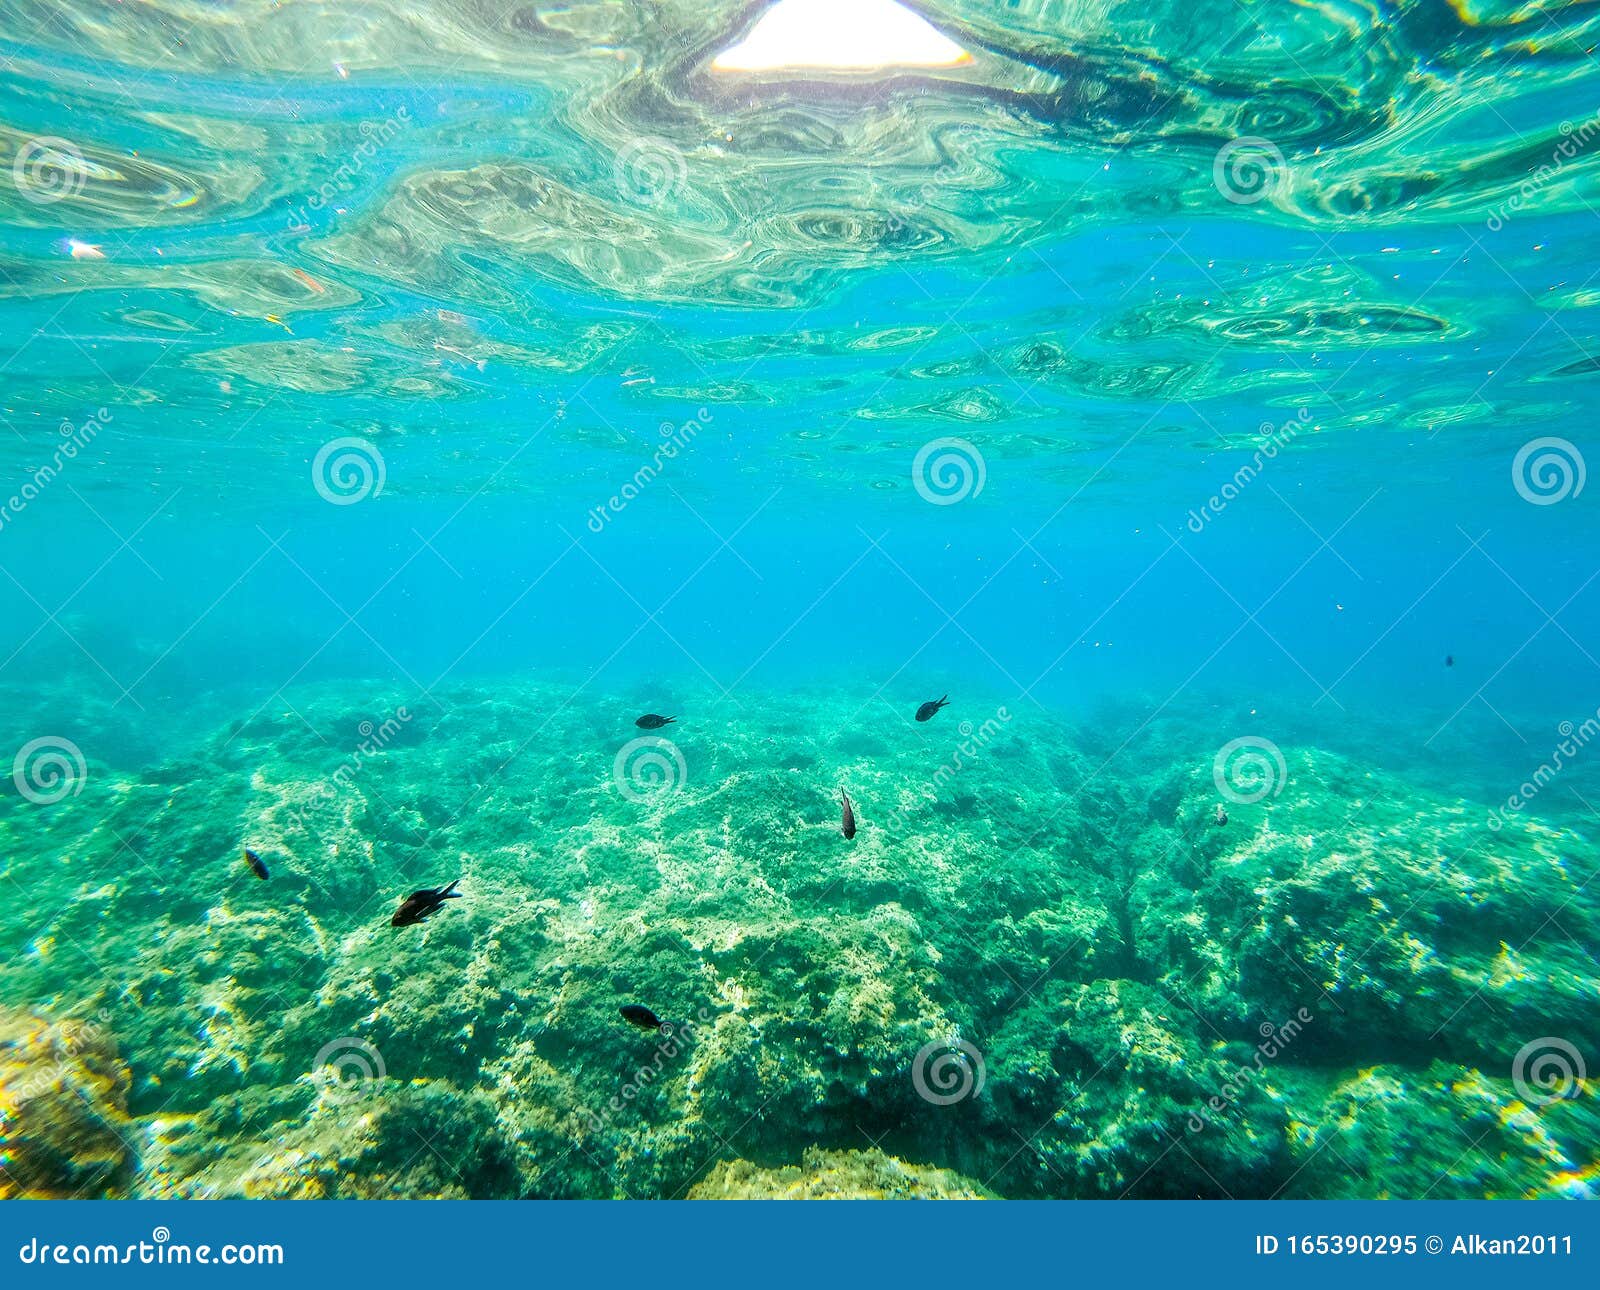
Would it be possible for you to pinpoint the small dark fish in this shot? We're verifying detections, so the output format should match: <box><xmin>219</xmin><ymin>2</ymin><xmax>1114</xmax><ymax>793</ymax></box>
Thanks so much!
<box><xmin>620</xmin><ymin>1004</ymin><xmax>663</xmax><ymax>1031</ymax></box>
<box><xmin>635</xmin><ymin>713</ymin><xmax>676</xmax><ymax>729</ymax></box>
<box><xmin>243</xmin><ymin>848</ymin><xmax>269</xmax><ymax>880</ymax></box>
<box><xmin>1445</xmin><ymin>655</ymin><xmax>1454</xmax><ymax>668</ymax></box>
<box><xmin>1213</xmin><ymin>804</ymin><xmax>1228</xmax><ymax>827</ymax></box>
<box><xmin>840</xmin><ymin>787</ymin><xmax>857</xmax><ymax>840</ymax></box>
<box><xmin>915</xmin><ymin>695</ymin><xmax>950</xmax><ymax>722</ymax></box>
<box><xmin>391</xmin><ymin>879</ymin><xmax>461</xmax><ymax>928</ymax></box>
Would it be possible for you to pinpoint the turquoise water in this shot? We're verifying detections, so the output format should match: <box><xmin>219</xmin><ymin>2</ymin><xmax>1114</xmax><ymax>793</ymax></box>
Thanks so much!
<box><xmin>1</xmin><ymin>0</ymin><xmax>1597</xmax><ymax>1199</ymax></box>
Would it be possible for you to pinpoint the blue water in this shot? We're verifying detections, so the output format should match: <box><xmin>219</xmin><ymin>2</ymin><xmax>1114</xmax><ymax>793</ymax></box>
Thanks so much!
<box><xmin>2</xmin><ymin>0</ymin><xmax>1598</xmax><ymax>1200</ymax></box>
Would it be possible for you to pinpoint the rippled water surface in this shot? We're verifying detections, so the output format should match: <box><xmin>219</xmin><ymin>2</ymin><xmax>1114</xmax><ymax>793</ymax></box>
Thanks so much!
<box><xmin>1</xmin><ymin>0</ymin><xmax>1598</xmax><ymax>1200</ymax></box>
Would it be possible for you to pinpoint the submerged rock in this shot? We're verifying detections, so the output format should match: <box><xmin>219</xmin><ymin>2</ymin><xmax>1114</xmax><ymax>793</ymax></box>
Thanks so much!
<box><xmin>689</xmin><ymin>1147</ymin><xmax>993</xmax><ymax>1200</ymax></box>
<box><xmin>2</xmin><ymin>679</ymin><xmax>1595</xmax><ymax>1198</ymax></box>
<box><xmin>0</xmin><ymin>1007</ymin><xmax>133</xmax><ymax>1199</ymax></box>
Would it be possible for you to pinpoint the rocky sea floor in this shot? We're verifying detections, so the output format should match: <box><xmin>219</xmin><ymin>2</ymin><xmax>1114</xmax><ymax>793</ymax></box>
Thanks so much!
<box><xmin>1</xmin><ymin>677</ymin><xmax>1596</xmax><ymax>1200</ymax></box>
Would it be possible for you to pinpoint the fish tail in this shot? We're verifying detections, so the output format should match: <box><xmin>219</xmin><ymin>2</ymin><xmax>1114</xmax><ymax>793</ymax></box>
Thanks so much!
<box><xmin>441</xmin><ymin>879</ymin><xmax>461</xmax><ymax>898</ymax></box>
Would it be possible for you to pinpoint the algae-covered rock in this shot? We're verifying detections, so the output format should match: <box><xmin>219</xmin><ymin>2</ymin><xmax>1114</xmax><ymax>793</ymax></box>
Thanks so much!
<box><xmin>1137</xmin><ymin>747</ymin><xmax>1599</xmax><ymax>1069</ymax></box>
<box><xmin>0</xmin><ymin>1007</ymin><xmax>134</xmax><ymax>1198</ymax></box>
<box><xmin>1277</xmin><ymin>1062</ymin><xmax>1599</xmax><ymax>1200</ymax></box>
<box><xmin>689</xmin><ymin>1147</ymin><xmax>993</xmax><ymax>1199</ymax></box>
<box><xmin>986</xmin><ymin>980</ymin><xmax>1289</xmax><ymax>1197</ymax></box>
<box><xmin>150</xmin><ymin>1079</ymin><xmax>519</xmax><ymax>1199</ymax></box>
<box><xmin>1</xmin><ymin>678</ymin><xmax>1595</xmax><ymax>1199</ymax></box>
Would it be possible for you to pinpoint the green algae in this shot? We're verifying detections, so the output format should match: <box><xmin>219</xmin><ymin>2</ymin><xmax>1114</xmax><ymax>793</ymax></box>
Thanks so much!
<box><xmin>0</xmin><ymin>677</ymin><xmax>1595</xmax><ymax>1199</ymax></box>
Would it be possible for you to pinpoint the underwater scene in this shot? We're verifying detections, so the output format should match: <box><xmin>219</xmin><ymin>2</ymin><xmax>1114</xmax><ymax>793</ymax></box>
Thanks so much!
<box><xmin>1</xmin><ymin>0</ymin><xmax>1598</xmax><ymax>1202</ymax></box>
